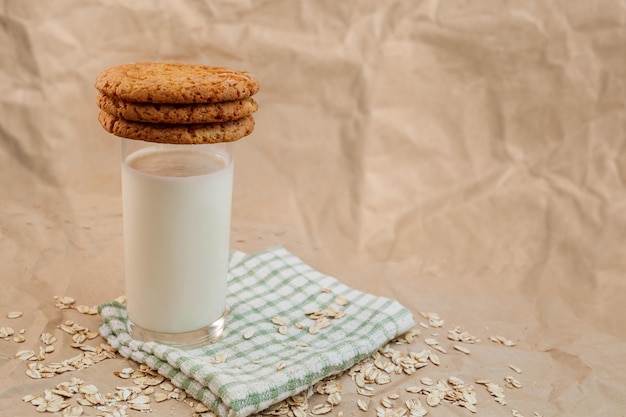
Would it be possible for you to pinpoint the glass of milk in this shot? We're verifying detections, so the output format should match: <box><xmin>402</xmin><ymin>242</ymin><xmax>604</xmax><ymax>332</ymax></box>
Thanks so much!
<box><xmin>121</xmin><ymin>138</ymin><xmax>233</xmax><ymax>348</ymax></box>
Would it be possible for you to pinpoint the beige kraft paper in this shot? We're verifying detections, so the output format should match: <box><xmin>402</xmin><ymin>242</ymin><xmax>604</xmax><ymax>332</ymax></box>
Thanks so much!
<box><xmin>1</xmin><ymin>1</ymin><xmax>625</xmax><ymax>416</ymax></box>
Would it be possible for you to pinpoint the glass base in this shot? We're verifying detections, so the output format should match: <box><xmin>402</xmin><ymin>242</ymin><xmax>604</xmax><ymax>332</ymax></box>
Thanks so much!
<box><xmin>127</xmin><ymin>312</ymin><xmax>225</xmax><ymax>349</ymax></box>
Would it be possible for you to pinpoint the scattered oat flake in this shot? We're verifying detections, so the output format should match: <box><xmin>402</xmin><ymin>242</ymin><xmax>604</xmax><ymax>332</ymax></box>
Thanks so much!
<box><xmin>130</xmin><ymin>403</ymin><xmax>151</xmax><ymax>411</ymax></box>
<box><xmin>509</xmin><ymin>364</ymin><xmax>522</xmax><ymax>374</ymax></box>
<box><xmin>453</xmin><ymin>344</ymin><xmax>471</xmax><ymax>355</ymax></box>
<box><xmin>406</xmin><ymin>399</ymin><xmax>427</xmax><ymax>417</ymax></box>
<box><xmin>479</xmin><ymin>381</ymin><xmax>507</xmax><ymax>404</ymax></box>
<box><xmin>375</xmin><ymin>372</ymin><xmax>391</xmax><ymax>385</ymax></box>
<box><xmin>334</xmin><ymin>296</ymin><xmax>348</xmax><ymax>306</ymax></box>
<box><xmin>22</xmin><ymin>394</ymin><xmax>36</xmax><ymax>402</ymax></box>
<box><xmin>15</xmin><ymin>349</ymin><xmax>36</xmax><ymax>360</ymax></box>
<box><xmin>243</xmin><ymin>329</ymin><xmax>255</xmax><ymax>339</ymax></box>
<box><xmin>357</xmin><ymin>387</ymin><xmax>374</xmax><ymax>397</ymax></box>
<box><xmin>420</xmin><ymin>377</ymin><xmax>434</xmax><ymax>386</ymax></box>
<box><xmin>196</xmin><ymin>402</ymin><xmax>210</xmax><ymax>412</ymax></box>
<box><xmin>0</xmin><ymin>326</ymin><xmax>15</xmax><ymax>338</ymax></box>
<box><xmin>25</xmin><ymin>369</ymin><xmax>41</xmax><ymax>379</ymax></box>
<box><xmin>58</xmin><ymin>296</ymin><xmax>75</xmax><ymax>306</ymax></box>
<box><xmin>512</xmin><ymin>410</ymin><xmax>524</xmax><ymax>417</ymax></box>
<box><xmin>65</xmin><ymin>404</ymin><xmax>84</xmax><ymax>416</ymax></box>
<box><xmin>40</xmin><ymin>332</ymin><xmax>57</xmax><ymax>345</ymax></box>
<box><xmin>380</xmin><ymin>397</ymin><xmax>393</xmax><ymax>408</ymax></box>
<box><xmin>6</xmin><ymin>311</ymin><xmax>23</xmax><ymax>319</ymax></box>
<box><xmin>128</xmin><ymin>394</ymin><xmax>151</xmax><ymax>404</ymax></box>
<box><xmin>327</xmin><ymin>391</ymin><xmax>342</xmax><ymax>406</ymax></box>
<box><xmin>114</xmin><ymin>369</ymin><xmax>131</xmax><ymax>379</ymax></box>
<box><xmin>448</xmin><ymin>376</ymin><xmax>464</xmax><ymax>386</ymax></box>
<box><xmin>448</xmin><ymin>326</ymin><xmax>477</xmax><ymax>343</ymax></box>
<box><xmin>357</xmin><ymin>399</ymin><xmax>369</xmax><ymax>412</ymax></box>
<box><xmin>490</xmin><ymin>335</ymin><xmax>516</xmax><ymax>346</ymax></box>
<box><xmin>424</xmin><ymin>338</ymin><xmax>438</xmax><ymax>346</ymax></box>
<box><xmin>75</xmin><ymin>305</ymin><xmax>94</xmax><ymax>314</ymax></box>
<box><xmin>154</xmin><ymin>392</ymin><xmax>169</xmax><ymax>402</ymax></box>
<box><xmin>431</xmin><ymin>344</ymin><xmax>447</xmax><ymax>354</ymax></box>
<box><xmin>465</xmin><ymin>402</ymin><xmax>478</xmax><ymax>414</ymax></box>
<box><xmin>210</xmin><ymin>353</ymin><xmax>227</xmax><ymax>364</ymax></box>
<box><xmin>272</xmin><ymin>316</ymin><xmax>287</xmax><ymax>326</ymax></box>
<box><xmin>276</xmin><ymin>361</ymin><xmax>286</xmax><ymax>370</ymax></box>
<box><xmin>79</xmin><ymin>384</ymin><xmax>99</xmax><ymax>395</ymax></box>
<box><xmin>426</xmin><ymin>392</ymin><xmax>441</xmax><ymax>407</ymax></box>
<box><xmin>311</xmin><ymin>403</ymin><xmax>332</xmax><ymax>415</ymax></box>
<box><xmin>426</xmin><ymin>312</ymin><xmax>444</xmax><ymax>328</ymax></box>
<box><xmin>505</xmin><ymin>376</ymin><xmax>523</xmax><ymax>389</ymax></box>
<box><xmin>160</xmin><ymin>382</ymin><xmax>174</xmax><ymax>392</ymax></box>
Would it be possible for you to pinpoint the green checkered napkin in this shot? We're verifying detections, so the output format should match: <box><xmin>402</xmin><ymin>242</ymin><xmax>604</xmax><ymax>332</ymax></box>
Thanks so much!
<box><xmin>99</xmin><ymin>246</ymin><xmax>415</xmax><ymax>417</ymax></box>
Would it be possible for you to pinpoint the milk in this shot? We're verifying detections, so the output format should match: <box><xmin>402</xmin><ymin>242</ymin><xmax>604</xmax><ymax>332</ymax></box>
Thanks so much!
<box><xmin>122</xmin><ymin>144</ymin><xmax>233</xmax><ymax>334</ymax></box>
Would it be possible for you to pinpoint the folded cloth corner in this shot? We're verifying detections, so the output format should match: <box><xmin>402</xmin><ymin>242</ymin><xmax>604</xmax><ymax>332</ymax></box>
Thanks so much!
<box><xmin>98</xmin><ymin>246</ymin><xmax>415</xmax><ymax>417</ymax></box>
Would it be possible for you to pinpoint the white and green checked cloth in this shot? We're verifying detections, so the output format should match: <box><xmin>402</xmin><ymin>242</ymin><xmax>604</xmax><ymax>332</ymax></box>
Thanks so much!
<box><xmin>99</xmin><ymin>246</ymin><xmax>415</xmax><ymax>417</ymax></box>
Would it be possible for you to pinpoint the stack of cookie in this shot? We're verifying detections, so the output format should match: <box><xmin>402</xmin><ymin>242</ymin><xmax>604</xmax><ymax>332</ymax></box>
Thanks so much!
<box><xmin>95</xmin><ymin>62</ymin><xmax>259</xmax><ymax>144</ymax></box>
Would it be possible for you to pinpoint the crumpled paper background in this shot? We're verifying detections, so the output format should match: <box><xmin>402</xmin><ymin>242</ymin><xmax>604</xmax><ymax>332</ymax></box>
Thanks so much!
<box><xmin>1</xmin><ymin>1</ymin><xmax>625</xmax><ymax>416</ymax></box>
